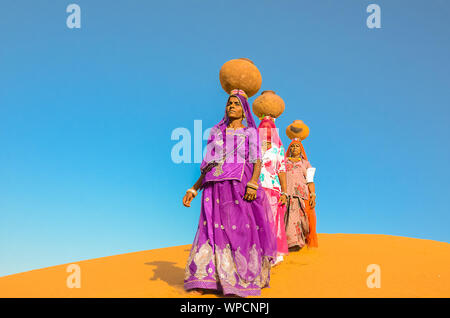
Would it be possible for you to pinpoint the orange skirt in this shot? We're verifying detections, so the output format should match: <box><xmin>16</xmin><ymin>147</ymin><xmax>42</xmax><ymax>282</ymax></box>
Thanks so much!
<box><xmin>304</xmin><ymin>196</ymin><xmax>318</xmax><ymax>247</ymax></box>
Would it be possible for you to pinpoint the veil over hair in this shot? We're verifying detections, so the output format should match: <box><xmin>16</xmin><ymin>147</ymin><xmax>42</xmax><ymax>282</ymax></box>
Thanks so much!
<box><xmin>216</xmin><ymin>90</ymin><xmax>258</xmax><ymax>132</ymax></box>
<box><xmin>257</xmin><ymin>116</ymin><xmax>283</xmax><ymax>149</ymax></box>
<box><xmin>285</xmin><ymin>139</ymin><xmax>308</xmax><ymax>161</ymax></box>
<box><xmin>200</xmin><ymin>90</ymin><xmax>260</xmax><ymax>173</ymax></box>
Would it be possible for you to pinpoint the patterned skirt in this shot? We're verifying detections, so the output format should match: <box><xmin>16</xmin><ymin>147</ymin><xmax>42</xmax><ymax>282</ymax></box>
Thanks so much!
<box><xmin>262</xmin><ymin>187</ymin><xmax>289</xmax><ymax>256</ymax></box>
<box><xmin>184</xmin><ymin>167</ymin><xmax>277</xmax><ymax>297</ymax></box>
<box><xmin>285</xmin><ymin>195</ymin><xmax>309</xmax><ymax>249</ymax></box>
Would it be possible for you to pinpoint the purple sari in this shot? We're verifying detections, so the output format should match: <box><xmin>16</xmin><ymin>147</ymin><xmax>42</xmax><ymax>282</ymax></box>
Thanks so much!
<box><xmin>184</xmin><ymin>92</ymin><xmax>277</xmax><ymax>297</ymax></box>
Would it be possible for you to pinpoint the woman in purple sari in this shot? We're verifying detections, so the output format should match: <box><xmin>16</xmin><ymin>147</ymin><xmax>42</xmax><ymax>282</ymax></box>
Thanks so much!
<box><xmin>182</xmin><ymin>89</ymin><xmax>277</xmax><ymax>297</ymax></box>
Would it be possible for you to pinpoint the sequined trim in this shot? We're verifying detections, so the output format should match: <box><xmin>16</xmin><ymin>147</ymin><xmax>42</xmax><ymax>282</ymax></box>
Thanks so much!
<box><xmin>216</xmin><ymin>244</ymin><xmax>237</xmax><ymax>286</ymax></box>
<box><xmin>184</xmin><ymin>243</ymin><xmax>197</xmax><ymax>280</ymax></box>
<box><xmin>193</xmin><ymin>240</ymin><xmax>213</xmax><ymax>280</ymax></box>
<box><xmin>248</xmin><ymin>244</ymin><xmax>259</xmax><ymax>275</ymax></box>
<box><xmin>185</xmin><ymin>241</ymin><xmax>271</xmax><ymax>290</ymax></box>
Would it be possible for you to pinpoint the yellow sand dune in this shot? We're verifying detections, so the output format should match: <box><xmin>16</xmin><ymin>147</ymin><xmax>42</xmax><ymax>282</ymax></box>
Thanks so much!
<box><xmin>0</xmin><ymin>234</ymin><xmax>449</xmax><ymax>297</ymax></box>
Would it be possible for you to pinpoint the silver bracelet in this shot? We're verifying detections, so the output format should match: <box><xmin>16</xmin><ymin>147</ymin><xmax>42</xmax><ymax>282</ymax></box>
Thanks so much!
<box><xmin>186</xmin><ymin>188</ymin><xmax>198</xmax><ymax>197</ymax></box>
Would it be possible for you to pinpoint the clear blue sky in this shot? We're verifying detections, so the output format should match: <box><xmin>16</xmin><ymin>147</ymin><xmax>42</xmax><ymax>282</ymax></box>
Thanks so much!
<box><xmin>1</xmin><ymin>1</ymin><xmax>449</xmax><ymax>277</ymax></box>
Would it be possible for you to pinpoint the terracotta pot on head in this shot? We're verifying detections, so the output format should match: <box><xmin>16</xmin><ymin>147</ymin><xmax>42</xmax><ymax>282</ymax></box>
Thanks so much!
<box><xmin>286</xmin><ymin>120</ymin><xmax>310</xmax><ymax>141</ymax></box>
<box><xmin>219</xmin><ymin>58</ymin><xmax>262</xmax><ymax>98</ymax></box>
<box><xmin>252</xmin><ymin>90</ymin><xmax>285</xmax><ymax>120</ymax></box>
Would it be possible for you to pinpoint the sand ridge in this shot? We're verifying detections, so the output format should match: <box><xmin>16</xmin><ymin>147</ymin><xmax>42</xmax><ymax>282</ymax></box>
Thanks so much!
<box><xmin>0</xmin><ymin>234</ymin><xmax>449</xmax><ymax>298</ymax></box>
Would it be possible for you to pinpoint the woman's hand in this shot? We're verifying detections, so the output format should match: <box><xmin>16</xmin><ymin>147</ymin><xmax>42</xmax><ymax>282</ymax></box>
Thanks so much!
<box><xmin>183</xmin><ymin>192</ymin><xmax>195</xmax><ymax>207</ymax></box>
<box><xmin>278</xmin><ymin>172</ymin><xmax>287</xmax><ymax>206</ymax></box>
<box><xmin>309</xmin><ymin>193</ymin><xmax>316</xmax><ymax>209</ymax></box>
<box><xmin>278</xmin><ymin>193</ymin><xmax>287</xmax><ymax>205</ymax></box>
<box><xmin>243</xmin><ymin>186</ymin><xmax>257</xmax><ymax>201</ymax></box>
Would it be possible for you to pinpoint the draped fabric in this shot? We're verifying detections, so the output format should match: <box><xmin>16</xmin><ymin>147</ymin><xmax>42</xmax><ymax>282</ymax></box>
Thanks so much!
<box><xmin>285</xmin><ymin>138</ymin><xmax>308</xmax><ymax>161</ymax></box>
<box><xmin>285</xmin><ymin>140</ymin><xmax>318</xmax><ymax>248</ymax></box>
<box><xmin>257</xmin><ymin>117</ymin><xmax>288</xmax><ymax>256</ymax></box>
<box><xmin>200</xmin><ymin>93</ymin><xmax>259</xmax><ymax>180</ymax></box>
<box><xmin>285</xmin><ymin>158</ymin><xmax>312</xmax><ymax>248</ymax></box>
<box><xmin>184</xmin><ymin>92</ymin><xmax>277</xmax><ymax>297</ymax></box>
<box><xmin>262</xmin><ymin>187</ymin><xmax>289</xmax><ymax>256</ymax></box>
<box><xmin>257</xmin><ymin>116</ymin><xmax>282</xmax><ymax>148</ymax></box>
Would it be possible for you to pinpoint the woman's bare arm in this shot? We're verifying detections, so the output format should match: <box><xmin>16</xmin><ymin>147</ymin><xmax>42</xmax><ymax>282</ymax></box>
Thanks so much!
<box><xmin>192</xmin><ymin>173</ymin><xmax>206</xmax><ymax>191</ymax></box>
<box><xmin>244</xmin><ymin>160</ymin><xmax>261</xmax><ymax>201</ymax></box>
<box><xmin>278</xmin><ymin>171</ymin><xmax>287</xmax><ymax>204</ymax></box>
<box><xmin>278</xmin><ymin>172</ymin><xmax>287</xmax><ymax>193</ymax></box>
<box><xmin>308</xmin><ymin>182</ymin><xmax>316</xmax><ymax>208</ymax></box>
<box><xmin>250</xmin><ymin>159</ymin><xmax>262</xmax><ymax>183</ymax></box>
<box><xmin>183</xmin><ymin>173</ymin><xmax>205</xmax><ymax>207</ymax></box>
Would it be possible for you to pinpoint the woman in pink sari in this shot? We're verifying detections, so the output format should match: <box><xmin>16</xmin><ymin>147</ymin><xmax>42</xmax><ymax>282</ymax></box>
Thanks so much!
<box><xmin>258</xmin><ymin>116</ymin><xmax>289</xmax><ymax>265</ymax></box>
<box><xmin>285</xmin><ymin>121</ymin><xmax>318</xmax><ymax>248</ymax></box>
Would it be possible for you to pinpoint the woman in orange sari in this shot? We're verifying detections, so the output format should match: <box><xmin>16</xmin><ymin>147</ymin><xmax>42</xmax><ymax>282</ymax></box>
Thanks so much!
<box><xmin>285</xmin><ymin>121</ymin><xmax>318</xmax><ymax>248</ymax></box>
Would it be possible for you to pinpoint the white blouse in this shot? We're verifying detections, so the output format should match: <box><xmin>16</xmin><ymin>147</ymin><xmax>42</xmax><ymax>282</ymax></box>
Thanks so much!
<box><xmin>259</xmin><ymin>145</ymin><xmax>286</xmax><ymax>192</ymax></box>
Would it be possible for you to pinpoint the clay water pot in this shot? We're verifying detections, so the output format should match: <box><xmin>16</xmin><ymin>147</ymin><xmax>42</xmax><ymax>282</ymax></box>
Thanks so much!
<box><xmin>252</xmin><ymin>90</ymin><xmax>285</xmax><ymax>119</ymax></box>
<box><xmin>286</xmin><ymin>120</ymin><xmax>310</xmax><ymax>140</ymax></box>
<box><xmin>219</xmin><ymin>58</ymin><xmax>262</xmax><ymax>98</ymax></box>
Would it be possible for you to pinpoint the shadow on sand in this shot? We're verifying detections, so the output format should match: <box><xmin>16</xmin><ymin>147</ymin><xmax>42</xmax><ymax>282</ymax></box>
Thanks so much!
<box><xmin>144</xmin><ymin>261</ymin><xmax>239</xmax><ymax>298</ymax></box>
<box><xmin>145</xmin><ymin>261</ymin><xmax>185</xmax><ymax>290</ymax></box>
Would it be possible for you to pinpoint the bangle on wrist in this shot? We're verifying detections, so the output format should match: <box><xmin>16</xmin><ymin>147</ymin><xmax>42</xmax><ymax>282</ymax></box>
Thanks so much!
<box><xmin>186</xmin><ymin>188</ymin><xmax>198</xmax><ymax>197</ymax></box>
<box><xmin>246</xmin><ymin>181</ymin><xmax>259</xmax><ymax>190</ymax></box>
<box><xmin>310</xmin><ymin>192</ymin><xmax>316</xmax><ymax>197</ymax></box>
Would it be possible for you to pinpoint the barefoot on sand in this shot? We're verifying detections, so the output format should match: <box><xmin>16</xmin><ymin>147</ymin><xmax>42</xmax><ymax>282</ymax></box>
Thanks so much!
<box><xmin>188</xmin><ymin>289</ymin><xmax>204</xmax><ymax>295</ymax></box>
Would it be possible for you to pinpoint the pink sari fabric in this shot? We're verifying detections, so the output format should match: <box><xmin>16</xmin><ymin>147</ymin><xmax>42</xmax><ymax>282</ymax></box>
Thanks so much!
<box><xmin>259</xmin><ymin>148</ymin><xmax>288</xmax><ymax>256</ymax></box>
<box><xmin>285</xmin><ymin>140</ymin><xmax>319</xmax><ymax>248</ymax></box>
<box><xmin>257</xmin><ymin>117</ymin><xmax>282</xmax><ymax>148</ymax></box>
<box><xmin>263</xmin><ymin>183</ymin><xmax>289</xmax><ymax>256</ymax></box>
<box><xmin>258</xmin><ymin>118</ymin><xmax>288</xmax><ymax>256</ymax></box>
<box><xmin>285</xmin><ymin>158</ymin><xmax>312</xmax><ymax>248</ymax></box>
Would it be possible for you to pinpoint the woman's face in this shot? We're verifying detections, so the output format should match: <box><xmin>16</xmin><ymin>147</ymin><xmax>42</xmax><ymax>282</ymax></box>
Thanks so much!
<box><xmin>226</xmin><ymin>96</ymin><xmax>244</xmax><ymax>120</ymax></box>
<box><xmin>290</xmin><ymin>143</ymin><xmax>302</xmax><ymax>158</ymax></box>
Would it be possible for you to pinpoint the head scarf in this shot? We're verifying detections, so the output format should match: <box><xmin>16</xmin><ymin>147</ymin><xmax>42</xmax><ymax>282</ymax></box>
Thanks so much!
<box><xmin>200</xmin><ymin>89</ymin><xmax>258</xmax><ymax>171</ymax></box>
<box><xmin>257</xmin><ymin>116</ymin><xmax>282</xmax><ymax>148</ymax></box>
<box><xmin>215</xmin><ymin>89</ymin><xmax>257</xmax><ymax>134</ymax></box>
<box><xmin>285</xmin><ymin>138</ymin><xmax>308</xmax><ymax>161</ymax></box>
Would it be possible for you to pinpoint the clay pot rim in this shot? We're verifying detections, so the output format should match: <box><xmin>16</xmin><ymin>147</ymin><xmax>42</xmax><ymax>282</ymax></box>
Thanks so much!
<box><xmin>238</xmin><ymin>57</ymin><xmax>254</xmax><ymax>64</ymax></box>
